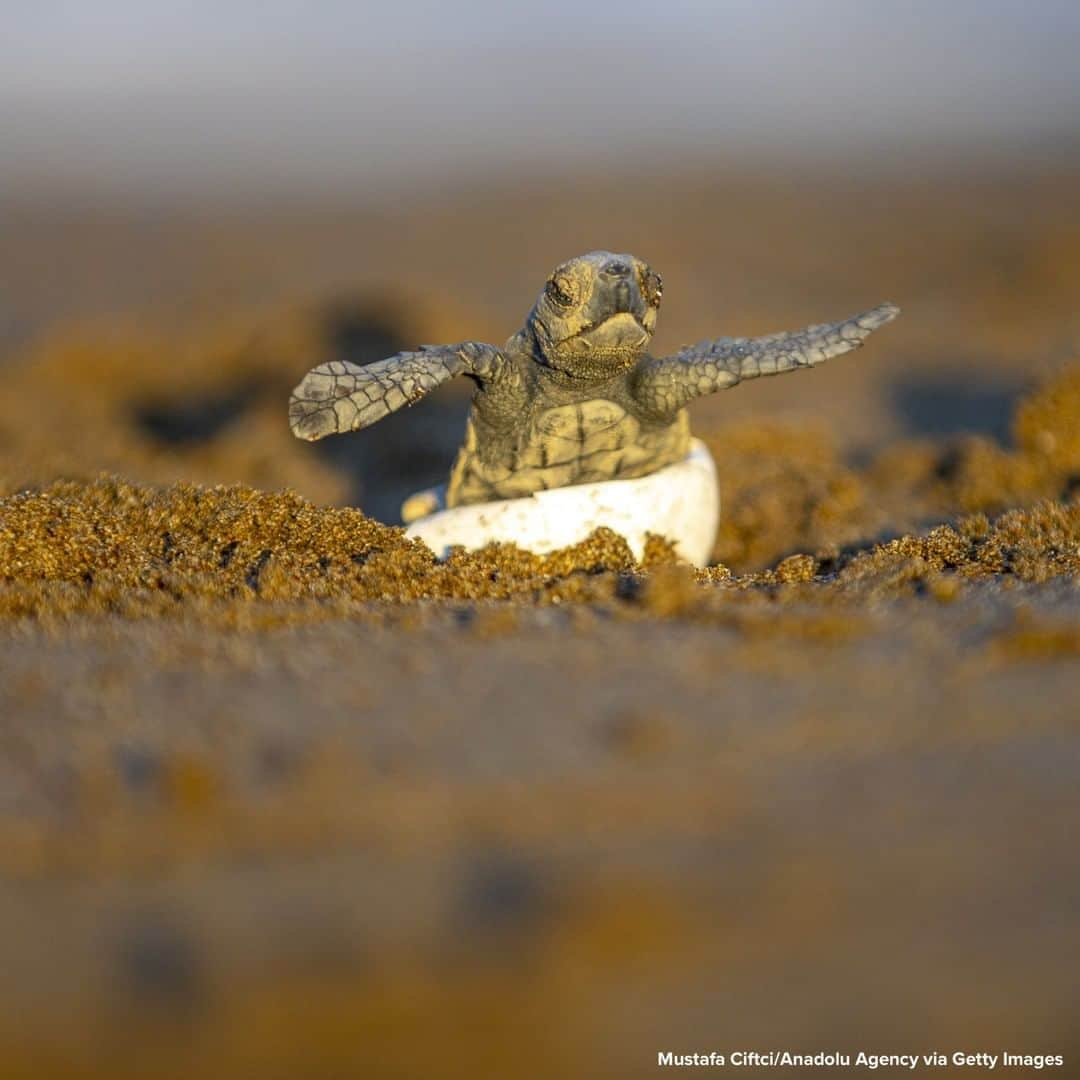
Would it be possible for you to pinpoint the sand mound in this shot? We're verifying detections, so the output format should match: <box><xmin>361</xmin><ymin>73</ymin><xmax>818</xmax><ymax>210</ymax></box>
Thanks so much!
<box><xmin>1</xmin><ymin>363</ymin><xmax>1076</xmax><ymax>628</ymax></box>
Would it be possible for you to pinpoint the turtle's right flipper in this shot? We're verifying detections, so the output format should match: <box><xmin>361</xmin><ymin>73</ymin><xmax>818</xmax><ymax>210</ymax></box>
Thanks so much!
<box><xmin>289</xmin><ymin>342</ymin><xmax>504</xmax><ymax>441</ymax></box>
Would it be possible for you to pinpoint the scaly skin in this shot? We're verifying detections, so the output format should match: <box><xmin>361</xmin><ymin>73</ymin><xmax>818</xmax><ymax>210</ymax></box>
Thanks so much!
<box><xmin>632</xmin><ymin>302</ymin><xmax>900</xmax><ymax>420</ymax></box>
<box><xmin>289</xmin><ymin>342</ymin><xmax>506</xmax><ymax>442</ymax></box>
<box><xmin>288</xmin><ymin>252</ymin><xmax>899</xmax><ymax>514</ymax></box>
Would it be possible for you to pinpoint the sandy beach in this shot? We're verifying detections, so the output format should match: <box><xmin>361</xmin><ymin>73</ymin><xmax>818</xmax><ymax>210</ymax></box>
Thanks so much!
<box><xmin>1</xmin><ymin>166</ymin><xmax>1078</xmax><ymax>1076</ymax></box>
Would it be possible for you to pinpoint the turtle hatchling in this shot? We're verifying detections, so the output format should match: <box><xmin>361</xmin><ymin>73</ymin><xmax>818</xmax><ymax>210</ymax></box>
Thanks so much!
<box><xmin>289</xmin><ymin>252</ymin><xmax>898</xmax><ymax>563</ymax></box>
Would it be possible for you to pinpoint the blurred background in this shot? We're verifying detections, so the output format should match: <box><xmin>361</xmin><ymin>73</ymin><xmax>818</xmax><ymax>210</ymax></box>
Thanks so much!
<box><xmin>2</xmin><ymin>3</ymin><xmax>1080</xmax><ymax>1077</ymax></box>
<box><xmin>5</xmin><ymin>0</ymin><xmax>1080</xmax><ymax>200</ymax></box>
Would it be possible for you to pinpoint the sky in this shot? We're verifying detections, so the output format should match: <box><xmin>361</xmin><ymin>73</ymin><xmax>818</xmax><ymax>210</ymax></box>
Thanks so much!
<box><xmin>4</xmin><ymin>1</ymin><xmax>1079</xmax><ymax>199</ymax></box>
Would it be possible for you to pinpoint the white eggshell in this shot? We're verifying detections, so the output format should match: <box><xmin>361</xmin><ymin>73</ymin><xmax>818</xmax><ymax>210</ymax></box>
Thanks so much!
<box><xmin>404</xmin><ymin>439</ymin><xmax>719</xmax><ymax>567</ymax></box>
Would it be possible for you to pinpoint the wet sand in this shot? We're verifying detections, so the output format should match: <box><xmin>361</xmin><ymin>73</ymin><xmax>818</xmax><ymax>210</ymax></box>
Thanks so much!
<box><xmin>1</xmin><ymin>167</ymin><xmax>1078</xmax><ymax>1076</ymax></box>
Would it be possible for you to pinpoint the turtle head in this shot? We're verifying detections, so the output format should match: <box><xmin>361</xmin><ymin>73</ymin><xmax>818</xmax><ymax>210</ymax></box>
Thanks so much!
<box><xmin>527</xmin><ymin>251</ymin><xmax>662</xmax><ymax>380</ymax></box>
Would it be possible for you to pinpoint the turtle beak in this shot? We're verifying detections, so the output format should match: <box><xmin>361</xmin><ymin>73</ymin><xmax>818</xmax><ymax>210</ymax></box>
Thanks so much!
<box><xmin>590</xmin><ymin>312</ymin><xmax>649</xmax><ymax>348</ymax></box>
<box><xmin>599</xmin><ymin>259</ymin><xmax>644</xmax><ymax>318</ymax></box>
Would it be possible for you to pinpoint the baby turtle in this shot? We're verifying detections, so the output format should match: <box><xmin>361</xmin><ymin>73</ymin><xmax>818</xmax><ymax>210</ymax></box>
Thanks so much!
<box><xmin>290</xmin><ymin>252</ymin><xmax>898</xmax><ymax>519</ymax></box>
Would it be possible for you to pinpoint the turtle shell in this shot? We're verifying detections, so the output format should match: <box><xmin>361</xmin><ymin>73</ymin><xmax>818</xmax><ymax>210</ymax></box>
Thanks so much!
<box><xmin>447</xmin><ymin>398</ymin><xmax>691</xmax><ymax>507</ymax></box>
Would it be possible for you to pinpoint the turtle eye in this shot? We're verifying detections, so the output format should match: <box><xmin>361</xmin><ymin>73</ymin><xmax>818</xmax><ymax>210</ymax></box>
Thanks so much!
<box><xmin>546</xmin><ymin>276</ymin><xmax>576</xmax><ymax>308</ymax></box>
<box><xmin>642</xmin><ymin>268</ymin><xmax>663</xmax><ymax>306</ymax></box>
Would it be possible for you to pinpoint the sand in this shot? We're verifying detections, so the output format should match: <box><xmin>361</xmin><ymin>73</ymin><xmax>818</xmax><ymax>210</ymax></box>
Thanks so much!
<box><xmin>1</xmin><ymin>168</ymin><xmax>1078</xmax><ymax>1077</ymax></box>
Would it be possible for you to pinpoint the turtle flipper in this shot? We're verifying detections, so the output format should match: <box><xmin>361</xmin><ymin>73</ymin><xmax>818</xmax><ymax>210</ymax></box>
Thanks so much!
<box><xmin>289</xmin><ymin>342</ymin><xmax>504</xmax><ymax>441</ymax></box>
<box><xmin>633</xmin><ymin>303</ymin><xmax>899</xmax><ymax>419</ymax></box>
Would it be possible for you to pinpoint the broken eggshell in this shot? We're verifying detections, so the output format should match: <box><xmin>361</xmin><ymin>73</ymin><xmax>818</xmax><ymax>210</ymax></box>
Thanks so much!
<box><xmin>404</xmin><ymin>439</ymin><xmax>719</xmax><ymax>567</ymax></box>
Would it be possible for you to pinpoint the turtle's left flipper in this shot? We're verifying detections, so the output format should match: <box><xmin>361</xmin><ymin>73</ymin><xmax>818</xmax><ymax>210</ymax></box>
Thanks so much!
<box><xmin>289</xmin><ymin>342</ymin><xmax>504</xmax><ymax>441</ymax></box>
<box><xmin>632</xmin><ymin>302</ymin><xmax>899</xmax><ymax>420</ymax></box>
